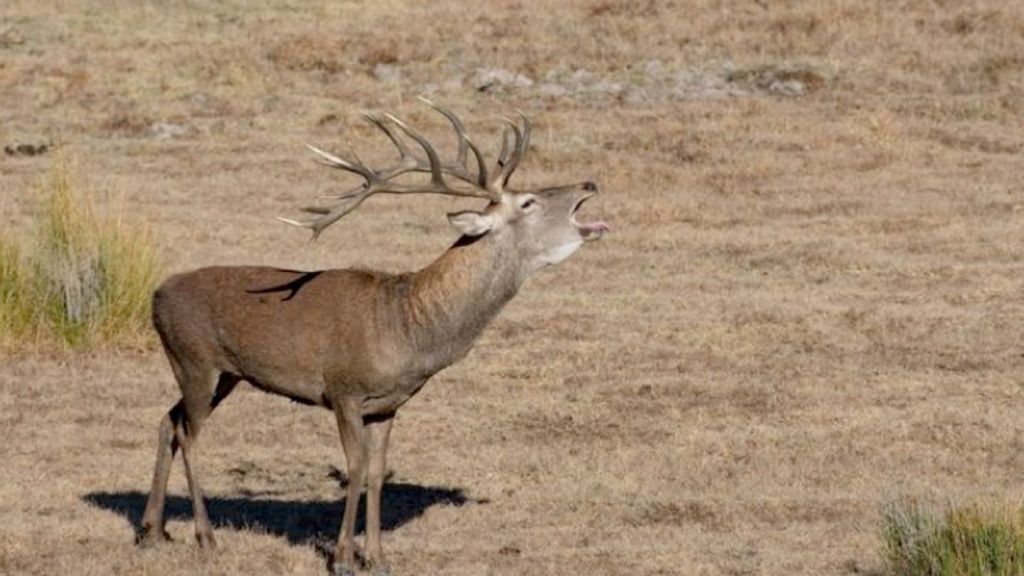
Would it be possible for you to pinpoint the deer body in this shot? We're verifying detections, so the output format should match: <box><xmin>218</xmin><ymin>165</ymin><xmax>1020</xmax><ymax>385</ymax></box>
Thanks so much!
<box><xmin>138</xmin><ymin>101</ymin><xmax>607</xmax><ymax>576</ymax></box>
<box><xmin>153</xmin><ymin>231</ymin><xmax>522</xmax><ymax>416</ymax></box>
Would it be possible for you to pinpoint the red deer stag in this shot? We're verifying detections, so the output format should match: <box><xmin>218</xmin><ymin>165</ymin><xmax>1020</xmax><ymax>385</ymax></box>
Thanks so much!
<box><xmin>139</xmin><ymin>99</ymin><xmax>608</xmax><ymax>575</ymax></box>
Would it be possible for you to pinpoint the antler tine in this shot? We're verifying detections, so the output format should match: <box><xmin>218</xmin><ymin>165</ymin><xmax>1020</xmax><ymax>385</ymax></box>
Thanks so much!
<box><xmin>490</xmin><ymin>118</ymin><xmax>525</xmax><ymax>191</ymax></box>
<box><xmin>361</xmin><ymin>112</ymin><xmax>418</xmax><ymax>174</ymax></box>
<box><xmin>383</xmin><ymin>112</ymin><xmax>448</xmax><ymax>190</ymax></box>
<box><xmin>417</xmin><ymin>97</ymin><xmax>467</xmax><ymax>167</ymax></box>
<box><xmin>504</xmin><ymin>111</ymin><xmax>531</xmax><ymax>186</ymax></box>
<box><xmin>418</xmin><ymin>97</ymin><xmax>490</xmax><ymax>189</ymax></box>
<box><xmin>487</xmin><ymin>124</ymin><xmax>512</xmax><ymax>191</ymax></box>
<box><xmin>316</xmin><ymin>187</ymin><xmax>364</xmax><ymax>201</ymax></box>
<box><xmin>497</xmin><ymin>123</ymin><xmax>513</xmax><ymax>168</ymax></box>
<box><xmin>278</xmin><ymin>193</ymin><xmax>369</xmax><ymax>240</ymax></box>
<box><xmin>305</xmin><ymin>144</ymin><xmax>373</xmax><ymax>180</ymax></box>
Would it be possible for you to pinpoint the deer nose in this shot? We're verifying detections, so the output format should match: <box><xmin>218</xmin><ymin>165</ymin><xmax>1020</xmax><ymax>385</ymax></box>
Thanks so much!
<box><xmin>581</xmin><ymin>181</ymin><xmax>599</xmax><ymax>193</ymax></box>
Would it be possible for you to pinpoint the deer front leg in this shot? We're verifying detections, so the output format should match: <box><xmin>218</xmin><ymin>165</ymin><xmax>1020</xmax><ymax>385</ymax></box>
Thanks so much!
<box><xmin>364</xmin><ymin>415</ymin><xmax>394</xmax><ymax>576</ymax></box>
<box><xmin>332</xmin><ymin>399</ymin><xmax>367</xmax><ymax>576</ymax></box>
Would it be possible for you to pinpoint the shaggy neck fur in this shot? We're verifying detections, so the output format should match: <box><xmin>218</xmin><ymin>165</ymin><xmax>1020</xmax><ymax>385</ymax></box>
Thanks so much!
<box><xmin>403</xmin><ymin>229</ymin><xmax>524</xmax><ymax>359</ymax></box>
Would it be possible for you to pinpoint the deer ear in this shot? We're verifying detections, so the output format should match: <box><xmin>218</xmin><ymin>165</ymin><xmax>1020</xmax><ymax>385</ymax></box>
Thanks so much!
<box><xmin>447</xmin><ymin>210</ymin><xmax>495</xmax><ymax>236</ymax></box>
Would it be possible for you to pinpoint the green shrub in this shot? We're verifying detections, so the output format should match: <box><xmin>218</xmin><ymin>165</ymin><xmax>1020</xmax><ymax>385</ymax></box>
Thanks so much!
<box><xmin>882</xmin><ymin>497</ymin><xmax>1024</xmax><ymax>576</ymax></box>
<box><xmin>0</xmin><ymin>154</ymin><xmax>160</xmax><ymax>350</ymax></box>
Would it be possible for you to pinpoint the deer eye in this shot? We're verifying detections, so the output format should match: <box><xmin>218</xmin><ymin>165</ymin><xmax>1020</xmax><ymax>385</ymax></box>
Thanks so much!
<box><xmin>520</xmin><ymin>197</ymin><xmax>537</xmax><ymax>210</ymax></box>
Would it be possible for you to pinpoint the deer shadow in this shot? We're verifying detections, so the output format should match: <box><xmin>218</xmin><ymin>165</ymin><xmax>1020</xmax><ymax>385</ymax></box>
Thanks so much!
<box><xmin>84</xmin><ymin>468</ymin><xmax>485</xmax><ymax>554</ymax></box>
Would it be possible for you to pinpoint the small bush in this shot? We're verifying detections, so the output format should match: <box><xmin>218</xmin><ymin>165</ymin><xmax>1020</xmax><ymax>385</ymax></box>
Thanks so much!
<box><xmin>0</xmin><ymin>153</ymin><xmax>160</xmax><ymax>350</ymax></box>
<box><xmin>882</xmin><ymin>497</ymin><xmax>1024</xmax><ymax>576</ymax></box>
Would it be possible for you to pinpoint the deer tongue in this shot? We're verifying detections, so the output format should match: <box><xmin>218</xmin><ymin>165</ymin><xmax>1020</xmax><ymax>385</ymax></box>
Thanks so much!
<box><xmin>577</xmin><ymin>219</ymin><xmax>610</xmax><ymax>240</ymax></box>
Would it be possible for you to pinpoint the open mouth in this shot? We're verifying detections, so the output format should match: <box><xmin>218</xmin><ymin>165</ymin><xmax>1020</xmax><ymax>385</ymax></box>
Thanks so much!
<box><xmin>571</xmin><ymin>194</ymin><xmax>610</xmax><ymax>241</ymax></box>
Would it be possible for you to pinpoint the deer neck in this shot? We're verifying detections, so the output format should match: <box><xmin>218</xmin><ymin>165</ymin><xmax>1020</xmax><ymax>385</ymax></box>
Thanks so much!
<box><xmin>404</xmin><ymin>230</ymin><xmax>523</xmax><ymax>358</ymax></box>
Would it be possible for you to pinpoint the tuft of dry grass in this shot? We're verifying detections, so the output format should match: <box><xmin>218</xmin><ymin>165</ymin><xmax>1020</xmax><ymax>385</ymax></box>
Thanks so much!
<box><xmin>0</xmin><ymin>235</ymin><xmax>34</xmax><ymax>339</ymax></box>
<box><xmin>883</xmin><ymin>498</ymin><xmax>1024</xmax><ymax>576</ymax></box>
<box><xmin>0</xmin><ymin>153</ymin><xmax>160</xmax><ymax>350</ymax></box>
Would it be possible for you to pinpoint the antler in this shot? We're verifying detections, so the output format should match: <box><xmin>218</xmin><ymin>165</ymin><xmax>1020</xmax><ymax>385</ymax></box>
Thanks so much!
<box><xmin>491</xmin><ymin>111</ymin><xmax>531</xmax><ymax>191</ymax></box>
<box><xmin>280</xmin><ymin>98</ymin><xmax>531</xmax><ymax>239</ymax></box>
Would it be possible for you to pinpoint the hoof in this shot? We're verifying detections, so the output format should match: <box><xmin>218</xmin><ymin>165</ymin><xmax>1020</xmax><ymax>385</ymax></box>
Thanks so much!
<box><xmin>136</xmin><ymin>526</ymin><xmax>171</xmax><ymax>548</ymax></box>
<box><xmin>366</xmin><ymin>559</ymin><xmax>392</xmax><ymax>576</ymax></box>
<box><xmin>196</xmin><ymin>531</ymin><xmax>217</xmax><ymax>550</ymax></box>
<box><xmin>332</xmin><ymin>565</ymin><xmax>356</xmax><ymax>576</ymax></box>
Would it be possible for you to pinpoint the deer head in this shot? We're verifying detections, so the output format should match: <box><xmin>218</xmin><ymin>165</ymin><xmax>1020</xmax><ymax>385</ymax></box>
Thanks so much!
<box><xmin>280</xmin><ymin>99</ymin><xmax>608</xmax><ymax>275</ymax></box>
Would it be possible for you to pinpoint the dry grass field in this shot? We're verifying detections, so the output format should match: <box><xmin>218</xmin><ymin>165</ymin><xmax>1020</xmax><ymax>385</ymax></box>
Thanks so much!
<box><xmin>2</xmin><ymin>1</ymin><xmax>1024</xmax><ymax>574</ymax></box>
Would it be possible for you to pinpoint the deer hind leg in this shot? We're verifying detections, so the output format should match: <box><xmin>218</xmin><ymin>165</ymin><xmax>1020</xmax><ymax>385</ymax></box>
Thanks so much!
<box><xmin>139</xmin><ymin>400</ymin><xmax>184</xmax><ymax>546</ymax></box>
<box><xmin>332</xmin><ymin>398</ymin><xmax>368</xmax><ymax>576</ymax></box>
<box><xmin>176</xmin><ymin>370</ymin><xmax>239</xmax><ymax>549</ymax></box>
<box><xmin>143</xmin><ymin>346</ymin><xmax>238</xmax><ymax>550</ymax></box>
